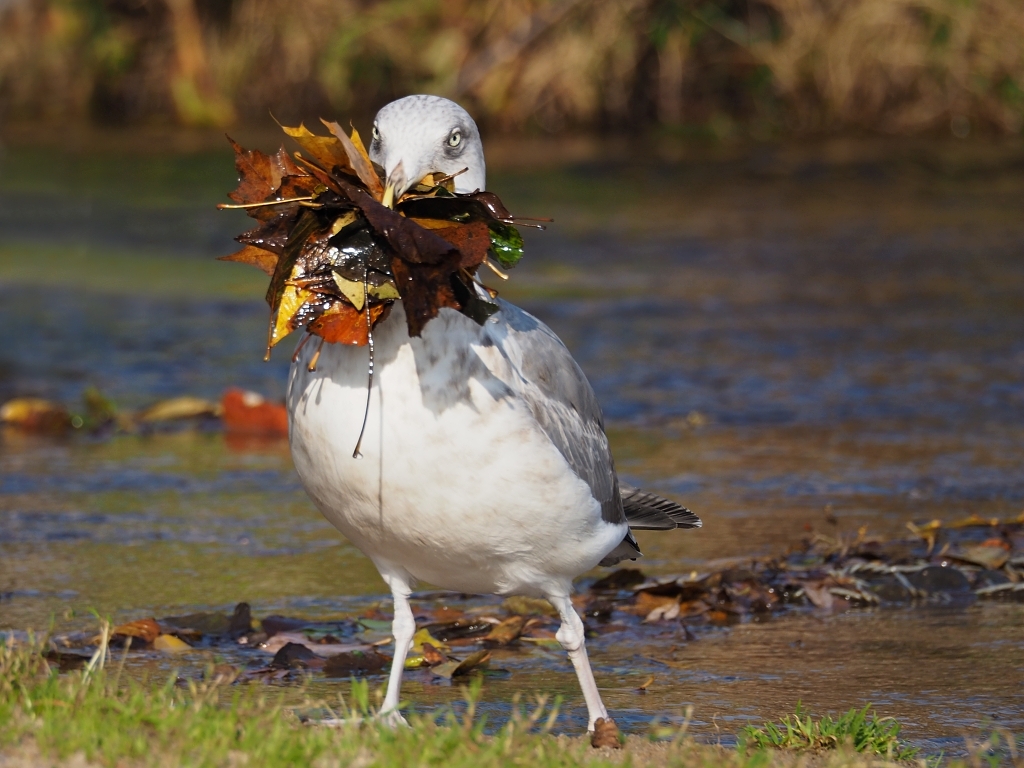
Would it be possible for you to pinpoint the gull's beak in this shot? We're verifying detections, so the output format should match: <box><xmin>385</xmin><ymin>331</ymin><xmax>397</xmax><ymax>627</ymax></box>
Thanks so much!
<box><xmin>381</xmin><ymin>181</ymin><xmax>396</xmax><ymax>209</ymax></box>
<box><xmin>381</xmin><ymin>161</ymin><xmax>406</xmax><ymax>209</ymax></box>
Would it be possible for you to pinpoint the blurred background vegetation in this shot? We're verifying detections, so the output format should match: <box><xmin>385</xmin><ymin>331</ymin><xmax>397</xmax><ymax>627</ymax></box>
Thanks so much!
<box><xmin>1</xmin><ymin>0</ymin><xmax>1023</xmax><ymax>138</ymax></box>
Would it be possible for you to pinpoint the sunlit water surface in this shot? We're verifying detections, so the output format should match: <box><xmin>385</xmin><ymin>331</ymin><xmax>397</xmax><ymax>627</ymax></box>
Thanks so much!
<box><xmin>1</xmin><ymin>138</ymin><xmax>1022</xmax><ymax>754</ymax></box>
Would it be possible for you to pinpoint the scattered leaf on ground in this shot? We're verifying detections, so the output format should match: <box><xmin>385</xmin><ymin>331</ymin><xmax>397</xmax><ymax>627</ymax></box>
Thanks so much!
<box><xmin>501</xmin><ymin>596</ymin><xmax>558</xmax><ymax>617</ymax></box>
<box><xmin>0</xmin><ymin>398</ymin><xmax>71</xmax><ymax>431</ymax></box>
<box><xmin>153</xmin><ymin>634</ymin><xmax>191</xmax><ymax>653</ymax></box>
<box><xmin>221</xmin><ymin>388</ymin><xmax>288</xmax><ymax>436</ymax></box>
<box><xmin>112</xmin><ymin>618</ymin><xmax>160</xmax><ymax>644</ymax></box>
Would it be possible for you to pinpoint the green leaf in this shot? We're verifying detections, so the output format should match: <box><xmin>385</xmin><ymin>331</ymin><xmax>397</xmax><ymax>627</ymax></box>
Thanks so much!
<box><xmin>488</xmin><ymin>221</ymin><xmax>524</xmax><ymax>269</ymax></box>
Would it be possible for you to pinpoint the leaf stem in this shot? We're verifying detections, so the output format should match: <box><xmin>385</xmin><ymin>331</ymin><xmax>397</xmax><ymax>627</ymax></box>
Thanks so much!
<box><xmin>218</xmin><ymin>196</ymin><xmax>317</xmax><ymax>210</ymax></box>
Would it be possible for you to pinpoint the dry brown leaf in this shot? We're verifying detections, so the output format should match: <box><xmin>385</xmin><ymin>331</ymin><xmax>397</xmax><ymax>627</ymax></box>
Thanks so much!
<box><xmin>280</xmin><ymin>123</ymin><xmax>353</xmax><ymax>177</ymax></box>
<box><xmin>483</xmin><ymin>615</ymin><xmax>526</xmax><ymax>646</ymax></box>
<box><xmin>113</xmin><ymin>618</ymin><xmax>160</xmax><ymax>644</ymax></box>
<box><xmin>0</xmin><ymin>398</ymin><xmax>71</xmax><ymax>431</ymax></box>
<box><xmin>321</xmin><ymin>119</ymin><xmax>384</xmax><ymax>200</ymax></box>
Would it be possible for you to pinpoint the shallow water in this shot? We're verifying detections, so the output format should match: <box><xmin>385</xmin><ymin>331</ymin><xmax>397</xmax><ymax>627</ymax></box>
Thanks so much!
<box><xmin>1</xmin><ymin>137</ymin><xmax>1023</xmax><ymax>754</ymax></box>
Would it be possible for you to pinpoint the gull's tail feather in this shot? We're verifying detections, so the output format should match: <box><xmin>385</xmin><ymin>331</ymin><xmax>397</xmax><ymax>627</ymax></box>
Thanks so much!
<box><xmin>619</xmin><ymin>484</ymin><xmax>702</xmax><ymax>530</ymax></box>
<box><xmin>599</xmin><ymin>484</ymin><xmax>700</xmax><ymax>566</ymax></box>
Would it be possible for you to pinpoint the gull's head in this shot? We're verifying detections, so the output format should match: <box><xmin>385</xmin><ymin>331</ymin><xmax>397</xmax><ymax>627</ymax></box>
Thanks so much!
<box><xmin>369</xmin><ymin>95</ymin><xmax>486</xmax><ymax>207</ymax></box>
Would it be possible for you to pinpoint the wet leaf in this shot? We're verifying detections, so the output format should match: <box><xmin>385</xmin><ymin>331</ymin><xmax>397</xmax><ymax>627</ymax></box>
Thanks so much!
<box><xmin>321</xmin><ymin>120</ymin><xmax>385</xmax><ymax>200</ymax></box>
<box><xmin>138</xmin><ymin>396</ymin><xmax>220</xmax><ymax>422</ymax></box>
<box><xmin>221</xmin><ymin>128</ymin><xmax>531</xmax><ymax>345</ymax></box>
<box><xmin>488</xmin><ymin>221</ymin><xmax>524</xmax><ymax>269</ymax></box>
<box><xmin>0</xmin><ymin>398</ymin><xmax>71</xmax><ymax>432</ymax></box>
<box><xmin>112</xmin><ymin>618</ymin><xmax>160</xmax><ymax>644</ymax></box>
<box><xmin>430</xmin><ymin>649</ymin><xmax>491</xmax><ymax>679</ymax></box>
<box><xmin>421</xmin><ymin>642</ymin><xmax>446</xmax><ymax>666</ymax></box>
<box><xmin>801</xmin><ymin>583</ymin><xmax>836</xmax><ymax>609</ymax></box>
<box><xmin>501</xmin><ymin>596</ymin><xmax>558</xmax><ymax>617</ymax></box>
<box><xmin>307</xmin><ymin>303</ymin><xmax>388</xmax><ymax>346</ymax></box>
<box><xmin>631</xmin><ymin>592</ymin><xmax>679</xmax><ymax>620</ymax></box>
<box><xmin>221</xmin><ymin>388</ymin><xmax>288</xmax><ymax>437</ymax></box>
<box><xmin>950</xmin><ymin>541</ymin><xmax>1011</xmax><ymax>570</ymax></box>
<box><xmin>422</xmin><ymin>618</ymin><xmax>494</xmax><ymax>642</ymax></box>
<box><xmin>280</xmin><ymin>123</ymin><xmax>353</xmax><ymax>179</ymax></box>
<box><xmin>411</xmin><ymin>628</ymin><xmax>449</xmax><ymax>654</ymax></box>
<box><xmin>153</xmin><ymin>634</ymin><xmax>191</xmax><ymax>653</ymax></box>
<box><xmin>219</xmin><ymin>245</ymin><xmax>279</xmax><ymax>276</ymax></box>
<box><xmin>483</xmin><ymin>615</ymin><xmax>526</xmax><ymax>646</ymax></box>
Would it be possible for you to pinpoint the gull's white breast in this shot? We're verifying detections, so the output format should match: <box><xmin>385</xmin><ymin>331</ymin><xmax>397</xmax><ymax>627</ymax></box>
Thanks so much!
<box><xmin>287</xmin><ymin>303</ymin><xmax>626</xmax><ymax>597</ymax></box>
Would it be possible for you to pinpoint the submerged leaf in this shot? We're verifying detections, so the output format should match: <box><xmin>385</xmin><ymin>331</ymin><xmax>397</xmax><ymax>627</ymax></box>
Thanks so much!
<box><xmin>430</xmin><ymin>649</ymin><xmax>491</xmax><ymax>679</ymax></box>
<box><xmin>153</xmin><ymin>634</ymin><xmax>191</xmax><ymax>653</ymax></box>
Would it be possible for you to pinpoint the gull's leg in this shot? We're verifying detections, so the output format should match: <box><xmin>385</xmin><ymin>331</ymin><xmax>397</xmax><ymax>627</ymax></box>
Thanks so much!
<box><xmin>379</xmin><ymin>569</ymin><xmax>414</xmax><ymax>727</ymax></box>
<box><xmin>546</xmin><ymin>593</ymin><xmax>610</xmax><ymax>731</ymax></box>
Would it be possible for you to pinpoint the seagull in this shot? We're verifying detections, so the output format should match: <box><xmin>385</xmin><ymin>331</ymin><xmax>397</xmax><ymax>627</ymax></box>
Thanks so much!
<box><xmin>286</xmin><ymin>94</ymin><xmax>701</xmax><ymax>733</ymax></box>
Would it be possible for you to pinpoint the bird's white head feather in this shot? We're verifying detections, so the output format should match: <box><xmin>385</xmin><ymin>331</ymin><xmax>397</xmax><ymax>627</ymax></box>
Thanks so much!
<box><xmin>369</xmin><ymin>95</ymin><xmax>486</xmax><ymax>201</ymax></box>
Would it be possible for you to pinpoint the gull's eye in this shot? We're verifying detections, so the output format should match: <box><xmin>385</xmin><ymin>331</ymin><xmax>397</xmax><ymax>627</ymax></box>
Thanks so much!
<box><xmin>447</xmin><ymin>130</ymin><xmax>462</xmax><ymax>148</ymax></box>
<box><xmin>372</xmin><ymin>125</ymin><xmax>381</xmax><ymax>141</ymax></box>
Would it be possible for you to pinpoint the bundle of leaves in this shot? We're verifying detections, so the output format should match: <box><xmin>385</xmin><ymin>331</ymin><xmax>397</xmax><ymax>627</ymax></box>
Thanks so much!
<box><xmin>218</xmin><ymin>120</ymin><xmax>525</xmax><ymax>359</ymax></box>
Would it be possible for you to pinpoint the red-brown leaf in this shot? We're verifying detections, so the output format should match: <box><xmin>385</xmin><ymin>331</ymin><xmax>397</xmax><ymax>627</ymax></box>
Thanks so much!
<box><xmin>308</xmin><ymin>302</ymin><xmax>389</xmax><ymax>346</ymax></box>
<box><xmin>218</xmin><ymin>245</ymin><xmax>279</xmax><ymax>276</ymax></box>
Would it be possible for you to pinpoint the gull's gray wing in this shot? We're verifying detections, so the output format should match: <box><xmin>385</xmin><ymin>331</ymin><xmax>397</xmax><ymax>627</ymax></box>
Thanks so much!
<box><xmin>487</xmin><ymin>301</ymin><xmax>627</xmax><ymax>526</ymax></box>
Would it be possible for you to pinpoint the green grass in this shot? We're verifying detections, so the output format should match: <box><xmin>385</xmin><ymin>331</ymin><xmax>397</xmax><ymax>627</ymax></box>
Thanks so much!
<box><xmin>0</xmin><ymin>632</ymin><xmax>930</xmax><ymax>768</ymax></box>
<box><xmin>738</xmin><ymin>704</ymin><xmax>919</xmax><ymax>760</ymax></box>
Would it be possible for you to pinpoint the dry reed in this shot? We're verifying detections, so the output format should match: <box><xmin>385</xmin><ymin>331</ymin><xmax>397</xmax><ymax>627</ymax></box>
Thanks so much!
<box><xmin>0</xmin><ymin>0</ymin><xmax>1021</xmax><ymax>137</ymax></box>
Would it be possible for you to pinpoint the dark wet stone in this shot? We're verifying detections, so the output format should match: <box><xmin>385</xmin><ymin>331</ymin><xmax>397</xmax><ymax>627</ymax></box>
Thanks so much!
<box><xmin>866</xmin><ymin>573</ymin><xmax>913</xmax><ymax>602</ymax></box>
<box><xmin>582</xmin><ymin>599</ymin><xmax>614</xmax><ymax>621</ymax></box>
<box><xmin>44</xmin><ymin>647</ymin><xmax>93</xmax><ymax>672</ymax></box>
<box><xmin>322</xmin><ymin>650</ymin><xmax>390</xmax><ymax>677</ymax></box>
<box><xmin>229</xmin><ymin>602</ymin><xmax>252</xmax><ymax>636</ymax></box>
<box><xmin>906</xmin><ymin>565</ymin><xmax>972</xmax><ymax>594</ymax></box>
<box><xmin>590</xmin><ymin>568</ymin><xmax>646</xmax><ymax>591</ymax></box>
<box><xmin>270</xmin><ymin>642</ymin><xmax>324</xmax><ymax>670</ymax></box>
<box><xmin>973</xmin><ymin>569</ymin><xmax>1011</xmax><ymax>590</ymax></box>
<box><xmin>261</xmin><ymin>615</ymin><xmax>311</xmax><ymax>636</ymax></box>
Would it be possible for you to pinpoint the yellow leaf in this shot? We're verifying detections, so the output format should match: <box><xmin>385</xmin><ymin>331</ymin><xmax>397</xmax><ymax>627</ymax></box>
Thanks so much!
<box><xmin>280</xmin><ymin>122</ymin><xmax>351</xmax><ymax>175</ymax></box>
<box><xmin>0</xmin><ymin>398</ymin><xmax>70</xmax><ymax>430</ymax></box>
<box><xmin>411</xmin><ymin>628</ymin><xmax>449</xmax><ymax>654</ymax></box>
<box><xmin>349</xmin><ymin>126</ymin><xmax>371</xmax><ymax>162</ymax></box>
<box><xmin>332</xmin><ymin>274</ymin><xmax>401</xmax><ymax>311</ymax></box>
<box><xmin>409</xmin><ymin>217</ymin><xmax>457</xmax><ymax>231</ymax></box>
<box><xmin>372</xmin><ymin>283</ymin><xmax>400</xmax><ymax>301</ymax></box>
<box><xmin>271</xmin><ymin>285</ymin><xmax>313</xmax><ymax>347</ymax></box>
<box><xmin>330</xmin><ymin>211</ymin><xmax>359</xmax><ymax>235</ymax></box>
<box><xmin>137</xmin><ymin>397</ymin><xmax>221</xmax><ymax>422</ymax></box>
<box><xmin>153</xmin><ymin>634</ymin><xmax>191</xmax><ymax>652</ymax></box>
<box><xmin>321</xmin><ymin>119</ymin><xmax>385</xmax><ymax>200</ymax></box>
<box><xmin>332</xmin><ymin>272</ymin><xmax>366</xmax><ymax>311</ymax></box>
